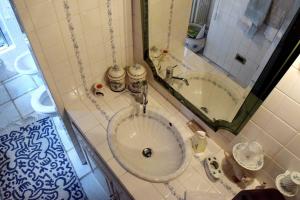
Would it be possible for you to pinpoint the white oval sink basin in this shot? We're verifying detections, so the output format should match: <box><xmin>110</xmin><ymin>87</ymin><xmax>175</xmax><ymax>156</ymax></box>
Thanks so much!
<box><xmin>171</xmin><ymin>72</ymin><xmax>243</xmax><ymax>121</ymax></box>
<box><xmin>108</xmin><ymin>106</ymin><xmax>191</xmax><ymax>182</ymax></box>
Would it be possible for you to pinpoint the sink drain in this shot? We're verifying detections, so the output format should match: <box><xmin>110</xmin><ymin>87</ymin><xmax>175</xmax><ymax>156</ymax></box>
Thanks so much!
<box><xmin>142</xmin><ymin>148</ymin><xmax>152</xmax><ymax>158</ymax></box>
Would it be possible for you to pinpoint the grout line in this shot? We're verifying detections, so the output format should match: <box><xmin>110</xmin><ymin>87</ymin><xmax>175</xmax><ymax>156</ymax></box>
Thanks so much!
<box><xmin>79</xmin><ymin>170</ymin><xmax>93</xmax><ymax>181</ymax></box>
<box><xmin>1</xmin><ymin>72</ymin><xmax>21</xmax><ymax>84</ymax></box>
<box><xmin>1</xmin><ymin>82</ymin><xmax>22</xmax><ymax>120</ymax></box>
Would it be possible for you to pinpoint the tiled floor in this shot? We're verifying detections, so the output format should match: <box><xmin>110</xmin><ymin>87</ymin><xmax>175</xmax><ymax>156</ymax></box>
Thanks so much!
<box><xmin>0</xmin><ymin>67</ymin><xmax>17</xmax><ymax>82</ymax></box>
<box><xmin>0</xmin><ymin>85</ymin><xmax>10</xmax><ymax>104</ymax></box>
<box><xmin>4</xmin><ymin>75</ymin><xmax>37</xmax><ymax>99</ymax></box>
<box><xmin>0</xmin><ymin>65</ymin><xmax>108</xmax><ymax>199</ymax></box>
<box><xmin>14</xmin><ymin>91</ymin><xmax>35</xmax><ymax>117</ymax></box>
<box><xmin>0</xmin><ymin>72</ymin><xmax>42</xmax><ymax>127</ymax></box>
<box><xmin>0</xmin><ymin>101</ymin><xmax>21</xmax><ymax>127</ymax></box>
<box><xmin>0</xmin><ymin>57</ymin><xmax>108</xmax><ymax>199</ymax></box>
<box><xmin>53</xmin><ymin>117</ymin><xmax>109</xmax><ymax>200</ymax></box>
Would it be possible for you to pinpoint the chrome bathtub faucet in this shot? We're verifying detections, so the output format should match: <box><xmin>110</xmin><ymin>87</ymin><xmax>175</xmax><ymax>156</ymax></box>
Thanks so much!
<box><xmin>165</xmin><ymin>65</ymin><xmax>189</xmax><ymax>86</ymax></box>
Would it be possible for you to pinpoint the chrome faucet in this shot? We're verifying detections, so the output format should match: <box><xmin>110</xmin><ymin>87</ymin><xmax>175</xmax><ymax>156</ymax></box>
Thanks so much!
<box><xmin>171</xmin><ymin>76</ymin><xmax>189</xmax><ymax>86</ymax></box>
<box><xmin>136</xmin><ymin>80</ymin><xmax>148</xmax><ymax>114</ymax></box>
<box><xmin>165</xmin><ymin>65</ymin><xmax>189</xmax><ymax>86</ymax></box>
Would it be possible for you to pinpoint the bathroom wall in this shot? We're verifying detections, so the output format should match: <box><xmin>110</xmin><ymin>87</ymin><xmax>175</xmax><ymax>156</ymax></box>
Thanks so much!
<box><xmin>149</xmin><ymin>0</ymin><xmax>192</xmax><ymax>54</ymax></box>
<box><xmin>204</xmin><ymin>0</ymin><xmax>270</xmax><ymax>87</ymax></box>
<box><xmin>13</xmin><ymin>0</ymin><xmax>133</xmax><ymax>114</ymax></box>
<box><xmin>149</xmin><ymin>0</ymin><xmax>170</xmax><ymax>50</ymax></box>
<box><xmin>230</xmin><ymin>55</ymin><xmax>300</xmax><ymax>194</ymax></box>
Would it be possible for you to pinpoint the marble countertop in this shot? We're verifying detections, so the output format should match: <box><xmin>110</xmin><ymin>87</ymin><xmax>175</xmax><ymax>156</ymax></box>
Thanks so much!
<box><xmin>64</xmin><ymin>84</ymin><xmax>259</xmax><ymax>200</ymax></box>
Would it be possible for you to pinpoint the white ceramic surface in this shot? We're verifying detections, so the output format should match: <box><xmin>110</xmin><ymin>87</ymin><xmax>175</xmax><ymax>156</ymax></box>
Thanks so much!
<box><xmin>14</xmin><ymin>51</ymin><xmax>38</xmax><ymax>75</ymax></box>
<box><xmin>171</xmin><ymin>72</ymin><xmax>242</xmax><ymax>121</ymax></box>
<box><xmin>232</xmin><ymin>142</ymin><xmax>264</xmax><ymax>171</ymax></box>
<box><xmin>276</xmin><ymin>172</ymin><xmax>299</xmax><ymax>197</ymax></box>
<box><xmin>31</xmin><ymin>85</ymin><xmax>56</xmax><ymax>114</ymax></box>
<box><xmin>107</xmin><ymin>106</ymin><xmax>191</xmax><ymax>182</ymax></box>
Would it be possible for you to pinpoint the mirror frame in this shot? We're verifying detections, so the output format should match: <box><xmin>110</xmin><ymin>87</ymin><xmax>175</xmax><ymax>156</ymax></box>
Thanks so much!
<box><xmin>140</xmin><ymin>0</ymin><xmax>300</xmax><ymax>134</ymax></box>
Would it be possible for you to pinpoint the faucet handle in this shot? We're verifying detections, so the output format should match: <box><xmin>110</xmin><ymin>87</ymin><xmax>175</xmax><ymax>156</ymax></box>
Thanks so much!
<box><xmin>166</xmin><ymin>65</ymin><xmax>177</xmax><ymax>79</ymax></box>
<box><xmin>166</xmin><ymin>65</ymin><xmax>177</xmax><ymax>71</ymax></box>
<box><xmin>141</xmin><ymin>80</ymin><xmax>147</xmax><ymax>85</ymax></box>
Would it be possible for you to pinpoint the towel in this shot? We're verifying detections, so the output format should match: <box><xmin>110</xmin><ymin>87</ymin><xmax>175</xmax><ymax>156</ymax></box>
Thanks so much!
<box><xmin>245</xmin><ymin>0</ymin><xmax>272</xmax><ymax>27</ymax></box>
<box><xmin>239</xmin><ymin>0</ymin><xmax>272</xmax><ymax>38</ymax></box>
<box><xmin>265</xmin><ymin>0</ymin><xmax>294</xmax><ymax>29</ymax></box>
<box><xmin>264</xmin><ymin>26</ymin><xmax>278</xmax><ymax>42</ymax></box>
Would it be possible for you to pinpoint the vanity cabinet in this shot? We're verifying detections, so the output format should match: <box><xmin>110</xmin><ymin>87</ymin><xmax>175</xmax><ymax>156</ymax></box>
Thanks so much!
<box><xmin>69</xmin><ymin>118</ymin><xmax>133</xmax><ymax>200</ymax></box>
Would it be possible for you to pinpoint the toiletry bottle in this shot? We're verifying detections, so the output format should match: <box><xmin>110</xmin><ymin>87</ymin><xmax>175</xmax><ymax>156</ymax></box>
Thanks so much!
<box><xmin>191</xmin><ymin>130</ymin><xmax>207</xmax><ymax>153</ymax></box>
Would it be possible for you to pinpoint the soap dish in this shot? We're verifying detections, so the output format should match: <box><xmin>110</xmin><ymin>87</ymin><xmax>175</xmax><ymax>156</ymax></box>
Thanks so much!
<box><xmin>204</xmin><ymin>156</ymin><xmax>222</xmax><ymax>181</ymax></box>
<box><xmin>276</xmin><ymin>172</ymin><xmax>299</xmax><ymax>197</ymax></box>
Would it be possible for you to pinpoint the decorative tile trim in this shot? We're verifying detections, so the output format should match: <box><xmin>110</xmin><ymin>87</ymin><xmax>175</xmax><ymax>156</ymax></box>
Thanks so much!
<box><xmin>63</xmin><ymin>0</ymin><xmax>110</xmax><ymax>121</ymax></box>
<box><xmin>106</xmin><ymin>0</ymin><xmax>118</xmax><ymax>68</ymax></box>
<box><xmin>175</xmin><ymin>76</ymin><xmax>238</xmax><ymax>104</ymax></box>
<box><xmin>166</xmin><ymin>0</ymin><xmax>175</xmax><ymax>50</ymax></box>
<box><xmin>164</xmin><ymin>183</ymin><xmax>184</xmax><ymax>200</ymax></box>
<box><xmin>159</xmin><ymin>52</ymin><xmax>238</xmax><ymax>104</ymax></box>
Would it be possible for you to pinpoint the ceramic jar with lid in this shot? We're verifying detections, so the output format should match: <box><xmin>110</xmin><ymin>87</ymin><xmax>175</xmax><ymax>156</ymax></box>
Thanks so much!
<box><xmin>127</xmin><ymin>64</ymin><xmax>147</xmax><ymax>93</ymax></box>
<box><xmin>107</xmin><ymin>66</ymin><xmax>126</xmax><ymax>92</ymax></box>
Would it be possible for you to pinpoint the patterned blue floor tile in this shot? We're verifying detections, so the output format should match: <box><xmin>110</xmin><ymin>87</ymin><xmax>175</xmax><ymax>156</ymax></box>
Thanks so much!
<box><xmin>0</xmin><ymin>117</ymin><xmax>87</xmax><ymax>200</ymax></box>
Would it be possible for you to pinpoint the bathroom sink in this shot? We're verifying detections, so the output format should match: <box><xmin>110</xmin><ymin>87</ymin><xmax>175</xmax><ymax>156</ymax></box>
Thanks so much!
<box><xmin>108</xmin><ymin>106</ymin><xmax>191</xmax><ymax>182</ymax></box>
<box><xmin>171</xmin><ymin>72</ymin><xmax>242</xmax><ymax>121</ymax></box>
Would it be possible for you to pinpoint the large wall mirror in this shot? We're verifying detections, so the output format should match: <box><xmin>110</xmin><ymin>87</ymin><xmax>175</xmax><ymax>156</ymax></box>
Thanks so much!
<box><xmin>141</xmin><ymin>0</ymin><xmax>300</xmax><ymax>134</ymax></box>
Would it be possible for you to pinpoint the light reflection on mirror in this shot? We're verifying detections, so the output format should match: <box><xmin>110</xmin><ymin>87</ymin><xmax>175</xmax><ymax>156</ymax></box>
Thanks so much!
<box><xmin>148</xmin><ymin>0</ymin><xmax>300</xmax><ymax>122</ymax></box>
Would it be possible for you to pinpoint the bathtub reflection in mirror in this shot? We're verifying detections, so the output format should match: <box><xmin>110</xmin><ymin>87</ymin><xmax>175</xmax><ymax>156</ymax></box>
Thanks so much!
<box><xmin>148</xmin><ymin>0</ymin><xmax>300</xmax><ymax>122</ymax></box>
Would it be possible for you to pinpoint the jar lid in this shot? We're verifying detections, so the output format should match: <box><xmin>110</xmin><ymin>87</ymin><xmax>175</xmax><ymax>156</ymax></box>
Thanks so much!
<box><xmin>127</xmin><ymin>64</ymin><xmax>146</xmax><ymax>78</ymax></box>
<box><xmin>291</xmin><ymin>171</ymin><xmax>300</xmax><ymax>185</ymax></box>
<box><xmin>107</xmin><ymin>66</ymin><xmax>125</xmax><ymax>79</ymax></box>
<box><xmin>196</xmin><ymin>130</ymin><xmax>206</xmax><ymax>138</ymax></box>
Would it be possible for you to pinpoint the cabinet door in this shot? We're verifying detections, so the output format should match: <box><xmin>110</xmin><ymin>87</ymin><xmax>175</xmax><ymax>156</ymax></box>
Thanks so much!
<box><xmin>70</xmin><ymin>120</ymin><xmax>133</xmax><ymax>200</ymax></box>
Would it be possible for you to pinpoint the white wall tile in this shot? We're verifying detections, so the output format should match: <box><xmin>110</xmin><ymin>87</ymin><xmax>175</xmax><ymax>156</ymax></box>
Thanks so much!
<box><xmin>275</xmin><ymin>95</ymin><xmax>300</xmax><ymax>132</ymax></box>
<box><xmin>26</xmin><ymin>1</ymin><xmax>57</xmax><ymax>29</ymax></box>
<box><xmin>293</xmin><ymin>55</ymin><xmax>300</xmax><ymax>70</ymax></box>
<box><xmin>284</xmin><ymin>69</ymin><xmax>300</xmax><ymax>104</ymax></box>
<box><xmin>254</xmin><ymin>130</ymin><xmax>282</xmax><ymax>157</ymax></box>
<box><xmin>238</xmin><ymin>55</ymin><xmax>300</xmax><ymax>181</ymax></box>
<box><xmin>36</xmin><ymin>23</ymin><xmax>64</xmax><ymax>49</ymax></box>
<box><xmin>263</xmin><ymin>114</ymin><xmax>296</xmax><ymax>145</ymax></box>
<box><xmin>277</xmin><ymin>67</ymin><xmax>298</xmax><ymax>94</ymax></box>
<box><xmin>80</xmin><ymin>8</ymin><xmax>102</xmax><ymax>30</ymax></box>
<box><xmin>43</xmin><ymin>43</ymin><xmax>68</xmax><ymax>66</ymax></box>
<box><xmin>14</xmin><ymin>0</ymin><xmax>133</xmax><ymax>116</ymax></box>
<box><xmin>77</xmin><ymin>0</ymin><xmax>99</xmax><ymax>12</ymax></box>
<box><xmin>23</xmin><ymin>0</ymin><xmax>45</xmax><ymax>8</ymax></box>
<box><xmin>286</xmin><ymin>134</ymin><xmax>300</xmax><ymax>157</ymax></box>
<box><xmin>48</xmin><ymin>60</ymin><xmax>73</xmax><ymax>82</ymax></box>
<box><xmin>274</xmin><ymin>148</ymin><xmax>300</xmax><ymax>172</ymax></box>
<box><xmin>263</xmin><ymin>88</ymin><xmax>285</xmax><ymax>113</ymax></box>
<box><xmin>251</xmin><ymin>106</ymin><xmax>273</xmax><ymax>131</ymax></box>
